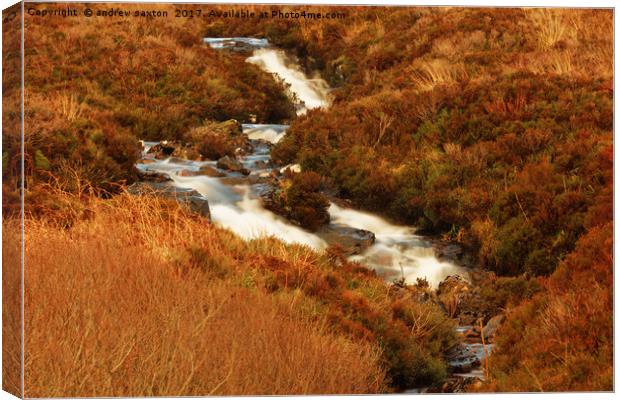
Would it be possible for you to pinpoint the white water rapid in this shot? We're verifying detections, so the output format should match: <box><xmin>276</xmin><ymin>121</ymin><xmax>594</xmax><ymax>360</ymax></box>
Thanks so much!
<box><xmin>329</xmin><ymin>204</ymin><xmax>468</xmax><ymax>287</ymax></box>
<box><xmin>137</xmin><ymin>38</ymin><xmax>467</xmax><ymax>288</ymax></box>
<box><xmin>246</xmin><ymin>48</ymin><xmax>330</xmax><ymax>115</ymax></box>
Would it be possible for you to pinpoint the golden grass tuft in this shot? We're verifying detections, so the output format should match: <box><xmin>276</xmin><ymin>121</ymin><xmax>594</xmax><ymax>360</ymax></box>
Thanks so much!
<box><xmin>58</xmin><ymin>93</ymin><xmax>85</xmax><ymax>121</ymax></box>
<box><xmin>410</xmin><ymin>59</ymin><xmax>467</xmax><ymax>92</ymax></box>
<box><xmin>516</xmin><ymin>9</ymin><xmax>612</xmax><ymax>79</ymax></box>
<box><xmin>15</xmin><ymin>194</ymin><xmax>386</xmax><ymax>397</ymax></box>
<box><xmin>524</xmin><ymin>8</ymin><xmax>573</xmax><ymax>50</ymax></box>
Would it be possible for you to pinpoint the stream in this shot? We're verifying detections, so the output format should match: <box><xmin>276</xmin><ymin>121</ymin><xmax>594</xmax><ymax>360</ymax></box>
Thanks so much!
<box><xmin>136</xmin><ymin>37</ymin><xmax>489</xmax><ymax>391</ymax></box>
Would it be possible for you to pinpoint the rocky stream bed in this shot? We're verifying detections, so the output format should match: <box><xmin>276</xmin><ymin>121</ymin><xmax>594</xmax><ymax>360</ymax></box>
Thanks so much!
<box><xmin>128</xmin><ymin>37</ymin><xmax>505</xmax><ymax>393</ymax></box>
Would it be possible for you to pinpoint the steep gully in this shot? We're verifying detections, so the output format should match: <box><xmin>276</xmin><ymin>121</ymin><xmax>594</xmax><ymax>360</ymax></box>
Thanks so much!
<box><xmin>136</xmin><ymin>37</ymin><xmax>492</xmax><ymax>391</ymax></box>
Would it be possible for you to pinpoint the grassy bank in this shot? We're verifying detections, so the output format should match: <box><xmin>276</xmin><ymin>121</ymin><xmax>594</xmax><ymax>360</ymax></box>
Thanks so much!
<box><xmin>10</xmin><ymin>190</ymin><xmax>459</xmax><ymax>396</ymax></box>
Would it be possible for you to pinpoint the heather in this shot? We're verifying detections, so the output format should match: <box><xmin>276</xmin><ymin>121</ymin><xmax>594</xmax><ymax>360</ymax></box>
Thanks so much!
<box><xmin>6</xmin><ymin>4</ymin><xmax>295</xmax><ymax>199</ymax></box>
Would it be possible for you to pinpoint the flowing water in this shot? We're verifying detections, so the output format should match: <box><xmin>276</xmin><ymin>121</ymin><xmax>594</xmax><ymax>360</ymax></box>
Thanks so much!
<box><xmin>246</xmin><ymin>48</ymin><xmax>331</xmax><ymax>115</ymax></box>
<box><xmin>329</xmin><ymin>204</ymin><xmax>468</xmax><ymax>287</ymax></box>
<box><xmin>242</xmin><ymin>123</ymin><xmax>288</xmax><ymax>143</ymax></box>
<box><xmin>137</xmin><ymin>37</ymin><xmax>469</xmax><ymax>289</ymax></box>
<box><xmin>135</xmin><ymin>37</ymin><xmax>488</xmax><ymax>391</ymax></box>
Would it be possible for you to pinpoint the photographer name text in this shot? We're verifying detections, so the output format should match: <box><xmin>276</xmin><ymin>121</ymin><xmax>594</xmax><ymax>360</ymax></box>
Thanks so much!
<box><xmin>27</xmin><ymin>7</ymin><xmax>346</xmax><ymax>20</ymax></box>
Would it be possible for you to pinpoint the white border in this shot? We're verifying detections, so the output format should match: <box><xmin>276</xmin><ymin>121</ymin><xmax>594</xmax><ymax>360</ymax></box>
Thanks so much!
<box><xmin>0</xmin><ymin>1</ymin><xmax>617</xmax><ymax>400</ymax></box>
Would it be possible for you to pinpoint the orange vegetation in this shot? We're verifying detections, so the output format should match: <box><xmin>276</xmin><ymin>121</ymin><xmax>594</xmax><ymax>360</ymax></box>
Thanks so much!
<box><xmin>12</xmin><ymin>194</ymin><xmax>383</xmax><ymax>396</ymax></box>
<box><xmin>480</xmin><ymin>222</ymin><xmax>613</xmax><ymax>391</ymax></box>
<box><xmin>2</xmin><ymin>4</ymin><xmax>614</xmax><ymax>394</ymax></box>
<box><xmin>7</xmin><ymin>188</ymin><xmax>458</xmax><ymax>395</ymax></box>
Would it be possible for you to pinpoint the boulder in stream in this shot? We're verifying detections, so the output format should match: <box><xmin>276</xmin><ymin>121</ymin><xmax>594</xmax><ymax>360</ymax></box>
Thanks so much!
<box><xmin>316</xmin><ymin>224</ymin><xmax>376</xmax><ymax>256</ymax></box>
<box><xmin>136</xmin><ymin>169</ymin><xmax>172</xmax><ymax>183</ymax></box>
<box><xmin>436</xmin><ymin>275</ymin><xmax>473</xmax><ymax>318</ymax></box>
<box><xmin>145</xmin><ymin>141</ymin><xmax>203</xmax><ymax>161</ymax></box>
<box><xmin>178</xmin><ymin>166</ymin><xmax>226</xmax><ymax>178</ymax></box>
<box><xmin>198</xmin><ymin>165</ymin><xmax>226</xmax><ymax>177</ymax></box>
<box><xmin>433</xmin><ymin>241</ymin><xmax>476</xmax><ymax>268</ymax></box>
<box><xmin>146</xmin><ymin>142</ymin><xmax>176</xmax><ymax>159</ymax></box>
<box><xmin>217</xmin><ymin>155</ymin><xmax>250</xmax><ymax>175</ymax></box>
<box><xmin>127</xmin><ymin>181</ymin><xmax>210</xmax><ymax>220</ymax></box>
<box><xmin>427</xmin><ymin>376</ymin><xmax>483</xmax><ymax>393</ymax></box>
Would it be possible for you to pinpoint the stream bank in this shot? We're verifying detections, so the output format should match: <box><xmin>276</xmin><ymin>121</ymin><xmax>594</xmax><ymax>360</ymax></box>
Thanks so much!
<box><xmin>130</xmin><ymin>37</ymin><xmax>501</xmax><ymax>393</ymax></box>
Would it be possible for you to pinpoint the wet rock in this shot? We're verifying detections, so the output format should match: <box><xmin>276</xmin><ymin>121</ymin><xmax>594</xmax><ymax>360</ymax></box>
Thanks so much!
<box><xmin>136</xmin><ymin>169</ymin><xmax>172</xmax><ymax>183</ymax></box>
<box><xmin>137</xmin><ymin>158</ymin><xmax>156</xmax><ymax>165</ymax></box>
<box><xmin>428</xmin><ymin>376</ymin><xmax>483</xmax><ymax>393</ymax></box>
<box><xmin>446</xmin><ymin>343</ymin><xmax>481</xmax><ymax>373</ymax></box>
<box><xmin>127</xmin><ymin>181</ymin><xmax>210</xmax><ymax>220</ymax></box>
<box><xmin>146</xmin><ymin>142</ymin><xmax>175</xmax><ymax>159</ymax></box>
<box><xmin>254</xmin><ymin>160</ymin><xmax>271</xmax><ymax>169</ymax></box>
<box><xmin>437</xmin><ymin>275</ymin><xmax>472</xmax><ymax>296</ymax></box>
<box><xmin>217</xmin><ymin>155</ymin><xmax>250</xmax><ymax>175</ymax></box>
<box><xmin>438</xmin><ymin>244</ymin><xmax>463</xmax><ymax>259</ymax></box>
<box><xmin>198</xmin><ymin>165</ymin><xmax>227</xmax><ymax>177</ymax></box>
<box><xmin>316</xmin><ymin>224</ymin><xmax>376</xmax><ymax>256</ymax></box>
<box><xmin>432</xmin><ymin>241</ymin><xmax>476</xmax><ymax>268</ymax></box>
<box><xmin>178</xmin><ymin>166</ymin><xmax>226</xmax><ymax>178</ymax></box>
<box><xmin>181</xmin><ymin>193</ymin><xmax>211</xmax><ymax>218</ymax></box>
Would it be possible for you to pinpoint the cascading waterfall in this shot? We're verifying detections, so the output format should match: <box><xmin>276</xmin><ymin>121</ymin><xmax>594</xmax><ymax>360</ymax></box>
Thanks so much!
<box><xmin>246</xmin><ymin>48</ymin><xmax>331</xmax><ymax>115</ymax></box>
<box><xmin>138</xmin><ymin>37</ymin><xmax>467</xmax><ymax>288</ymax></box>
<box><xmin>203</xmin><ymin>37</ymin><xmax>270</xmax><ymax>49</ymax></box>
<box><xmin>242</xmin><ymin>123</ymin><xmax>289</xmax><ymax>143</ymax></box>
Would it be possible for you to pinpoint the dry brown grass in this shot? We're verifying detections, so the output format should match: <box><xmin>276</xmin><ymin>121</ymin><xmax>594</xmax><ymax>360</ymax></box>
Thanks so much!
<box><xmin>410</xmin><ymin>59</ymin><xmax>467</xmax><ymax>92</ymax></box>
<box><xmin>524</xmin><ymin>9</ymin><xmax>573</xmax><ymax>50</ymax></box>
<box><xmin>516</xmin><ymin>9</ymin><xmax>613</xmax><ymax>79</ymax></box>
<box><xmin>2</xmin><ymin>221</ymin><xmax>22</xmax><ymax>397</ymax></box>
<box><xmin>17</xmin><ymin>194</ymin><xmax>386</xmax><ymax>397</ymax></box>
